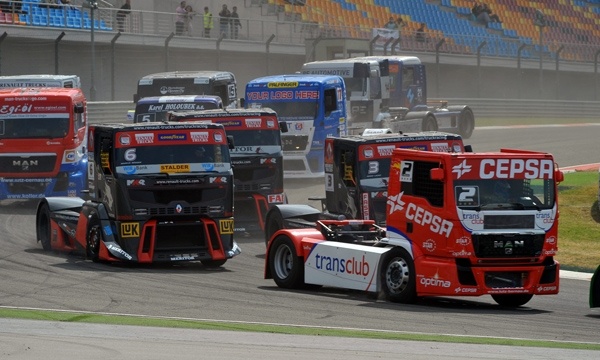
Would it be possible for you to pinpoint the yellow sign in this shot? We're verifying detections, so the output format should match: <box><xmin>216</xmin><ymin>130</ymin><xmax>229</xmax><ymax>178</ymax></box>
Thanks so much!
<box><xmin>267</xmin><ymin>81</ymin><xmax>299</xmax><ymax>88</ymax></box>
<box><xmin>120</xmin><ymin>222</ymin><xmax>140</xmax><ymax>238</ymax></box>
<box><xmin>160</xmin><ymin>164</ymin><xmax>190</xmax><ymax>173</ymax></box>
<box><xmin>219</xmin><ymin>219</ymin><xmax>234</xmax><ymax>234</ymax></box>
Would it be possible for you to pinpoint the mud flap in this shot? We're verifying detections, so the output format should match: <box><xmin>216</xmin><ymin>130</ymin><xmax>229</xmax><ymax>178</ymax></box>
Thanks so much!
<box><xmin>590</xmin><ymin>265</ymin><xmax>600</xmax><ymax>308</ymax></box>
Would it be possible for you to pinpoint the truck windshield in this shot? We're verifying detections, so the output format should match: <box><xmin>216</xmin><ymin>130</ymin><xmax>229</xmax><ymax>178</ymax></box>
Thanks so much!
<box><xmin>137</xmin><ymin>83</ymin><xmax>213</xmax><ymax>99</ymax></box>
<box><xmin>0</xmin><ymin>117</ymin><xmax>70</xmax><ymax>139</ymax></box>
<box><xmin>114</xmin><ymin>144</ymin><xmax>231</xmax><ymax>175</ymax></box>
<box><xmin>345</xmin><ymin>78</ymin><xmax>366</xmax><ymax>96</ymax></box>
<box><xmin>252</xmin><ymin>101</ymin><xmax>318</xmax><ymax>121</ymax></box>
<box><xmin>226</xmin><ymin>129</ymin><xmax>281</xmax><ymax>147</ymax></box>
<box><xmin>454</xmin><ymin>178</ymin><xmax>555</xmax><ymax>210</ymax></box>
<box><xmin>358</xmin><ymin>158</ymin><xmax>392</xmax><ymax>191</ymax></box>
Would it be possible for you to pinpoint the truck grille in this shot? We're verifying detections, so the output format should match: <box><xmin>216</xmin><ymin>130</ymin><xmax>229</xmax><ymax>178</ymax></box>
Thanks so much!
<box><xmin>0</xmin><ymin>155</ymin><xmax>57</xmax><ymax>174</ymax></box>
<box><xmin>148</xmin><ymin>206</ymin><xmax>210</xmax><ymax>216</ymax></box>
<box><xmin>484</xmin><ymin>215</ymin><xmax>535</xmax><ymax>229</ymax></box>
<box><xmin>282</xmin><ymin>135</ymin><xmax>308</xmax><ymax>151</ymax></box>
<box><xmin>472</xmin><ymin>233</ymin><xmax>544</xmax><ymax>258</ymax></box>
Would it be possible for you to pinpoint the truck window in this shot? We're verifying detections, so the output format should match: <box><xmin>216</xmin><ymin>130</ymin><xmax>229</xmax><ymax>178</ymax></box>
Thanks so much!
<box><xmin>402</xmin><ymin>67</ymin><xmax>414</xmax><ymax>90</ymax></box>
<box><xmin>324</xmin><ymin>88</ymin><xmax>337</xmax><ymax>115</ymax></box>
<box><xmin>402</xmin><ymin>160</ymin><xmax>444</xmax><ymax>207</ymax></box>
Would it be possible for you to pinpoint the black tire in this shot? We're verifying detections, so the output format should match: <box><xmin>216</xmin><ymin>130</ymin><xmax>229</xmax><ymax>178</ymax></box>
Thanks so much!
<box><xmin>458</xmin><ymin>108</ymin><xmax>475</xmax><ymax>139</ymax></box>
<box><xmin>268</xmin><ymin>235</ymin><xmax>304</xmax><ymax>289</ymax></box>
<box><xmin>201</xmin><ymin>259</ymin><xmax>227</xmax><ymax>268</ymax></box>
<box><xmin>264</xmin><ymin>208</ymin><xmax>285</xmax><ymax>247</ymax></box>
<box><xmin>86</xmin><ymin>218</ymin><xmax>102</xmax><ymax>262</ymax></box>
<box><xmin>491</xmin><ymin>294</ymin><xmax>533</xmax><ymax>307</ymax></box>
<box><xmin>36</xmin><ymin>202</ymin><xmax>52</xmax><ymax>251</ymax></box>
<box><xmin>380</xmin><ymin>247</ymin><xmax>417</xmax><ymax>303</ymax></box>
<box><xmin>422</xmin><ymin>115</ymin><xmax>438</xmax><ymax>132</ymax></box>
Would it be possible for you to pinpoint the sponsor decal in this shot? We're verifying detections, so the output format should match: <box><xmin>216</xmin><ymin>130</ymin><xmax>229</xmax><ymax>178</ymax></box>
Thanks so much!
<box><xmin>126</xmin><ymin>179</ymin><xmax>145</xmax><ymax>186</ymax></box>
<box><xmin>135</xmin><ymin>133</ymin><xmax>154</xmax><ymax>144</ymax></box>
<box><xmin>65</xmin><ymin>151</ymin><xmax>76</xmax><ymax>162</ymax></box>
<box><xmin>546</xmin><ymin>235</ymin><xmax>556</xmax><ymax>245</ymax></box>
<box><xmin>268</xmin><ymin>193</ymin><xmax>285</xmax><ymax>203</ymax></box>
<box><xmin>377</xmin><ymin>145</ymin><xmax>396</xmax><ymax>157</ymax></box>
<box><xmin>294</xmin><ymin>122</ymin><xmax>303</xmax><ymax>131</ymax></box>
<box><xmin>214</xmin><ymin>132</ymin><xmax>223</xmax><ymax>142</ymax></box>
<box><xmin>267</xmin><ymin>119</ymin><xmax>275</xmax><ymax>128</ymax></box>
<box><xmin>430</xmin><ymin>142</ymin><xmax>451</xmax><ymax>152</ymax></box>
<box><xmin>245</xmin><ymin>118</ymin><xmax>262</xmax><ymax>128</ymax></box>
<box><xmin>191</xmin><ymin>131</ymin><xmax>209</xmax><ymax>142</ymax></box>
<box><xmin>267</xmin><ymin>81</ymin><xmax>299</xmax><ymax>88</ymax></box>
<box><xmin>120</xmin><ymin>222</ymin><xmax>140</xmax><ymax>238</ymax></box>
<box><xmin>419</xmin><ymin>273</ymin><xmax>451</xmax><ymax>288</ymax></box>
<box><xmin>362</xmin><ymin>193</ymin><xmax>369</xmax><ymax>219</ymax></box>
<box><xmin>175</xmin><ymin>204</ymin><xmax>183</xmax><ymax>214</ymax></box>
<box><xmin>536</xmin><ymin>213</ymin><xmax>554</xmax><ymax>224</ymax></box>
<box><xmin>452</xmin><ymin>159</ymin><xmax>472</xmax><ymax>179</ymax></box>
<box><xmin>158</xmin><ymin>133</ymin><xmax>187</xmax><ymax>141</ymax></box>
<box><xmin>103</xmin><ymin>225</ymin><xmax>113</xmax><ymax>236</ymax></box>
<box><xmin>363</xmin><ymin>146</ymin><xmax>374</xmax><ymax>159</ymax></box>
<box><xmin>107</xmin><ymin>243</ymin><xmax>133</xmax><ymax>260</ymax></box>
<box><xmin>537</xmin><ymin>285</ymin><xmax>557</xmax><ymax>292</ymax></box>
<box><xmin>171</xmin><ymin>254</ymin><xmax>198</xmax><ymax>261</ymax></box>
<box><xmin>456</xmin><ymin>186</ymin><xmax>479</xmax><ymax>207</ymax></box>
<box><xmin>456</xmin><ymin>236</ymin><xmax>471</xmax><ymax>246</ymax></box>
<box><xmin>260</xmin><ymin>158</ymin><xmax>276</xmax><ymax>164</ymax></box>
<box><xmin>455</xmin><ymin>287</ymin><xmax>477</xmax><ymax>294</ymax></box>
<box><xmin>160</xmin><ymin>164</ymin><xmax>190</xmax><ymax>173</ymax></box>
<box><xmin>423</xmin><ymin>239</ymin><xmax>436</xmax><ymax>252</ymax></box>
<box><xmin>480</xmin><ymin>159</ymin><xmax>553</xmax><ymax>179</ymax></box>
<box><xmin>119</xmin><ymin>134</ymin><xmax>130</xmax><ymax>145</ymax></box>
<box><xmin>314</xmin><ymin>253</ymin><xmax>371</xmax><ymax>276</ymax></box>
<box><xmin>220</xmin><ymin>219</ymin><xmax>234</xmax><ymax>234</ymax></box>
<box><xmin>209</xmin><ymin>177</ymin><xmax>227</xmax><ymax>184</ymax></box>
<box><xmin>405</xmin><ymin>202</ymin><xmax>453</xmax><ymax>238</ymax></box>
<box><xmin>451</xmin><ymin>250</ymin><xmax>472</xmax><ymax>256</ymax></box>
<box><xmin>387</xmin><ymin>191</ymin><xmax>406</xmax><ymax>215</ymax></box>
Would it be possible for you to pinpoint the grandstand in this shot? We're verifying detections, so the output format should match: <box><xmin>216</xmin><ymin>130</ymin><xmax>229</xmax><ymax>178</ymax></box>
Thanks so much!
<box><xmin>1</xmin><ymin>0</ymin><xmax>598</xmax><ymax>62</ymax></box>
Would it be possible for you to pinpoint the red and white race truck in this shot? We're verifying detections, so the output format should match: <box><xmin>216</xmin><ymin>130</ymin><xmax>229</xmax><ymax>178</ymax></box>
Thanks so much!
<box><xmin>265</xmin><ymin>147</ymin><xmax>563</xmax><ymax>307</ymax></box>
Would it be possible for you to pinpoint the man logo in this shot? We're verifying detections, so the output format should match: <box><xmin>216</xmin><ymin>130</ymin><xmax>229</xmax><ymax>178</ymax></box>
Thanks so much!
<box><xmin>220</xmin><ymin>219</ymin><xmax>234</xmax><ymax>234</ymax></box>
<box><xmin>120</xmin><ymin>222</ymin><xmax>140</xmax><ymax>238</ymax></box>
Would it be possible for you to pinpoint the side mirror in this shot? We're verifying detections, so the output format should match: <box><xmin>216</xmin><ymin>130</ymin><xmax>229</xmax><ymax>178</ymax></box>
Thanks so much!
<box><xmin>430</xmin><ymin>168</ymin><xmax>445</xmax><ymax>181</ymax></box>
<box><xmin>74</xmin><ymin>103</ymin><xmax>85</xmax><ymax>114</ymax></box>
<box><xmin>227</xmin><ymin>135</ymin><xmax>235</xmax><ymax>149</ymax></box>
<box><xmin>279</xmin><ymin>121</ymin><xmax>288</xmax><ymax>133</ymax></box>
<box><xmin>555</xmin><ymin>169</ymin><xmax>564</xmax><ymax>183</ymax></box>
<box><xmin>464</xmin><ymin>144</ymin><xmax>473</xmax><ymax>153</ymax></box>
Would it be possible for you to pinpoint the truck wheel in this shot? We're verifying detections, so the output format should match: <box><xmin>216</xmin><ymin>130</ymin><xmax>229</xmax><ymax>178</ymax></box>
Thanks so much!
<box><xmin>201</xmin><ymin>259</ymin><xmax>227</xmax><ymax>268</ymax></box>
<box><xmin>36</xmin><ymin>202</ymin><xmax>52</xmax><ymax>251</ymax></box>
<box><xmin>268</xmin><ymin>235</ymin><xmax>304</xmax><ymax>289</ymax></box>
<box><xmin>264</xmin><ymin>208</ymin><xmax>284</xmax><ymax>247</ymax></box>
<box><xmin>458</xmin><ymin>108</ymin><xmax>474</xmax><ymax>139</ymax></box>
<box><xmin>86</xmin><ymin>219</ymin><xmax>102</xmax><ymax>262</ymax></box>
<box><xmin>380</xmin><ymin>247</ymin><xmax>416</xmax><ymax>303</ymax></box>
<box><xmin>422</xmin><ymin>115</ymin><xmax>437</xmax><ymax>132</ymax></box>
<box><xmin>491</xmin><ymin>294</ymin><xmax>533</xmax><ymax>307</ymax></box>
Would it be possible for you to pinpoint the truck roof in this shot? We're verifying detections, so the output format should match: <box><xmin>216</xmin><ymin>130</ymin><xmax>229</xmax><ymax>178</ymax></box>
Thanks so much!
<box><xmin>168</xmin><ymin>108</ymin><xmax>278</xmax><ymax>119</ymax></box>
<box><xmin>246</xmin><ymin>74</ymin><xmax>345</xmax><ymax>85</ymax></box>
<box><xmin>331</xmin><ymin>131</ymin><xmax>463</xmax><ymax>145</ymax></box>
<box><xmin>94</xmin><ymin>121</ymin><xmax>226</xmax><ymax>132</ymax></box>
<box><xmin>0</xmin><ymin>87</ymin><xmax>84</xmax><ymax>97</ymax></box>
<box><xmin>138</xmin><ymin>71</ymin><xmax>235</xmax><ymax>82</ymax></box>
<box><xmin>0</xmin><ymin>74</ymin><xmax>81</xmax><ymax>88</ymax></box>
<box><xmin>353</xmin><ymin>55</ymin><xmax>422</xmax><ymax>66</ymax></box>
<box><xmin>137</xmin><ymin>95</ymin><xmax>223</xmax><ymax>104</ymax></box>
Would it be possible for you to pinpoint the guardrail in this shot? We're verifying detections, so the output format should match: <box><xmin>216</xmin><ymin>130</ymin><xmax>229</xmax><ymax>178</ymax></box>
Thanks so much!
<box><xmin>87</xmin><ymin>99</ymin><xmax>600</xmax><ymax>125</ymax></box>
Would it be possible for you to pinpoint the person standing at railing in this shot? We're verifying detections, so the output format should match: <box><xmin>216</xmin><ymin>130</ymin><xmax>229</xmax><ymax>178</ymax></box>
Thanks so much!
<box><xmin>116</xmin><ymin>0</ymin><xmax>131</xmax><ymax>33</ymax></box>
<box><xmin>229</xmin><ymin>6</ymin><xmax>241</xmax><ymax>40</ymax></box>
<box><xmin>218</xmin><ymin>4</ymin><xmax>231</xmax><ymax>38</ymax></box>
<box><xmin>203</xmin><ymin>6</ymin><xmax>213</xmax><ymax>38</ymax></box>
<box><xmin>175</xmin><ymin>1</ymin><xmax>187</xmax><ymax>36</ymax></box>
<box><xmin>183</xmin><ymin>4</ymin><xmax>196</xmax><ymax>37</ymax></box>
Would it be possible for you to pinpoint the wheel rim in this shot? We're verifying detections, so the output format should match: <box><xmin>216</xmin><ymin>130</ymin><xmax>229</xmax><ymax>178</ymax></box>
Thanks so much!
<box><xmin>273</xmin><ymin>244</ymin><xmax>293</xmax><ymax>280</ymax></box>
<box><xmin>385</xmin><ymin>256</ymin><xmax>410</xmax><ymax>294</ymax></box>
<box><xmin>87</xmin><ymin>226</ymin><xmax>101</xmax><ymax>258</ymax></box>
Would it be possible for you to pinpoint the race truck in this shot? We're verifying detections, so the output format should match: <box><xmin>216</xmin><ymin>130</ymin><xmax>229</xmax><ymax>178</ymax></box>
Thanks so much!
<box><xmin>167</xmin><ymin>108</ymin><xmax>287</xmax><ymax>234</ymax></box>
<box><xmin>591</xmin><ymin>266</ymin><xmax>600</xmax><ymax>308</ymax></box>
<box><xmin>301</xmin><ymin>56</ymin><xmax>475</xmax><ymax>138</ymax></box>
<box><xmin>265</xmin><ymin>147</ymin><xmax>563</xmax><ymax>307</ymax></box>
<box><xmin>0</xmin><ymin>87</ymin><xmax>88</xmax><ymax>200</ymax></box>
<box><xmin>263</xmin><ymin>130</ymin><xmax>466</xmax><ymax>244</ymax></box>
<box><xmin>36</xmin><ymin>122</ymin><xmax>240</xmax><ymax>266</ymax></box>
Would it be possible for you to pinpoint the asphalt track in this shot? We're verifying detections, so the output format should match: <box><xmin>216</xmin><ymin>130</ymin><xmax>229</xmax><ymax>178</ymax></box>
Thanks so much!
<box><xmin>1</xmin><ymin>124</ymin><xmax>599</xmax><ymax>358</ymax></box>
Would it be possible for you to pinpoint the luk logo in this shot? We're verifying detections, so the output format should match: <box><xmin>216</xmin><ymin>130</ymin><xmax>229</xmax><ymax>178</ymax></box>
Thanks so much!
<box><xmin>120</xmin><ymin>222</ymin><xmax>140</xmax><ymax>238</ymax></box>
<box><xmin>220</xmin><ymin>219</ymin><xmax>234</xmax><ymax>234</ymax></box>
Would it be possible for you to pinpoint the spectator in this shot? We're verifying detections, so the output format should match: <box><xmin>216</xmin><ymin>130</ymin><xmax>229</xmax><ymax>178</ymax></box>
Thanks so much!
<box><xmin>203</xmin><ymin>6</ymin><xmax>213</xmax><ymax>38</ymax></box>
<box><xmin>384</xmin><ymin>16</ymin><xmax>398</xmax><ymax>30</ymax></box>
<box><xmin>218</xmin><ymin>4</ymin><xmax>231</xmax><ymax>38</ymax></box>
<box><xmin>472</xmin><ymin>2</ymin><xmax>490</xmax><ymax>27</ymax></box>
<box><xmin>60</xmin><ymin>0</ymin><xmax>76</xmax><ymax>10</ymax></box>
<box><xmin>183</xmin><ymin>4</ymin><xmax>196</xmax><ymax>36</ymax></box>
<box><xmin>116</xmin><ymin>0</ymin><xmax>131</xmax><ymax>33</ymax></box>
<box><xmin>482</xmin><ymin>3</ymin><xmax>501</xmax><ymax>23</ymax></box>
<box><xmin>175</xmin><ymin>1</ymin><xmax>187</xmax><ymax>36</ymax></box>
<box><xmin>229</xmin><ymin>6</ymin><xmax>241</xmax><ymax>39</ymax></box>
<box><xmin>415</xmin><ymin>22</ymin><xmax>427</xmax><ymax>42</ymax></box>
